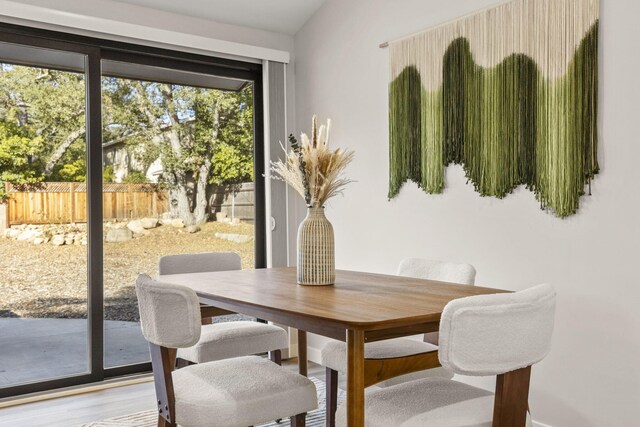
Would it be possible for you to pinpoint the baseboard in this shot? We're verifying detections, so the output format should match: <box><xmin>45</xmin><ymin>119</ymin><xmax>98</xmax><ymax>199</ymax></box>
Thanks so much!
<box><xmin>0</xmin><ymin>374</ymin><xmax>153</xmax><ymax>409</ymax></box>
<box><xmin>532</xmin><ymin>421</ymin><xmax>553</xmax><ymax>427</ymax></box>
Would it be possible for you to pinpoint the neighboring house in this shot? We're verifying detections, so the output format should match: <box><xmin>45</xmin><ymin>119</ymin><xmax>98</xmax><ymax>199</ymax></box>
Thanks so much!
<box><xmin>145</xmin><ymin>157</ymin><xmax>163</xmax><ymax>182</ymax></box>
<box><xmin>102</xmin><ymin>138</ymin><xmax>147</xmax><ymax>182</ymax></box>
<box><xmin>102</xmin><ymin>121</ymin><xmax>190</xmax><ymax>183</ymax></box>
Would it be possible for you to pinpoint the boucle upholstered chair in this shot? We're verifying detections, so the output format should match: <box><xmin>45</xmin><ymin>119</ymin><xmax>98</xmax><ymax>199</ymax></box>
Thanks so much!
<box><xmin>335</xmin><ymin>283</ymin><xmax>556</xmax><ymax>427</ymax></box>
<box><xmin>158</xmin><ymin>252</ymin><xmax>288</xmax><ymax>366</ymax></box>
<box><xmin>322</xmin><ymin>258</ymin><xmax>476</xmax><ymax>426</ymax></box>
<box><xmin>136</xmin><ymin>275</ymin><xmax>317</xmax><ymax>427</ymax></box>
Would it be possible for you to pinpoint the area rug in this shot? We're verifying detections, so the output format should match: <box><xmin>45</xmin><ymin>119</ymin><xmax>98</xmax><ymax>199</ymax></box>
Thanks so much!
<box><xmin>78</xmin><ymin>377</ymin><xmax>345</xmax><ymax>427</ymax></box>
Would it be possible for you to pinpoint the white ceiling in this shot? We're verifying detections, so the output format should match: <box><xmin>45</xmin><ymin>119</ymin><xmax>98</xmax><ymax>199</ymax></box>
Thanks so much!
<box><xmin>111</xmin><ymin>0</ymin><xmax>325</xmax><ymax>35</ymax></box>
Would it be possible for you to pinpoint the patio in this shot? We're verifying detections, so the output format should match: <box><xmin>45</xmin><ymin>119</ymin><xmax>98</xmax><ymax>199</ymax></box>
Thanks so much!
<box><xmin>0</xmin><ymin>318</ymin><xmax>147</xmax><ymax>386</ymax></box>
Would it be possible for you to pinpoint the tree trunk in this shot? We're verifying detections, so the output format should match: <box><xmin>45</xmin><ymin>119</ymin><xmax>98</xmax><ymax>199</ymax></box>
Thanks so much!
<box><xmin>193</xmin><ymin>160</ymin><xmax>211</xmax><ymax>225</ymax></box>
<box><xmin>160</xmin><ymin>84</ymin><xmax>197</xmax><ymax>225</ymax></box>
<box><xmin>192</xmin><ymin>107</ymin><xmax>218</xmax><ymax>225</ymax></box>
<box><xmin>171</xmin><ymin>173</ymin><xmax>195</xmax><ymax>226</ymax></box>
<box><xmin>44</xmin><ymin>127</ymin><xmax>85</xmax><ymax>176</ymax></box>
<box><xmin>158</xmin><ymin>84</ymin><xmax>220</xmax><ymax>227</ymax></box>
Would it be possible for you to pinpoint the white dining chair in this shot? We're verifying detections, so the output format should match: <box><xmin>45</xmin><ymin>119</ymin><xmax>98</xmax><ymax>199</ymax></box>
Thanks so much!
<box><xmin>158</xmin><ymin>252</ymin><xmax>288</xmax><ymax>366</ymax></box>
<box><xmin>398</xmin><ymin>258</ymin><xmax>477</xmax><ymax>346</ymax></box>
<box><xmin>322</xmin><ymin>258</ymin><xmax>476</xmax><ymax>426</ymax></box>
<box><xmin>335</xmin><ymin>283</ymin><xmax>556</xmax><ymax>427</ymax></box>
<box><xmin>135</xmin><ymin>275</ymin><xmax>317</xmax><ymax>427</ymax></box>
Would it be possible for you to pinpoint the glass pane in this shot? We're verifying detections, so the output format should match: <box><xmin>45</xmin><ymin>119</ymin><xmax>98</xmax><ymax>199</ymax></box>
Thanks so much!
<box><xmin>0</xmin><ymin>43</ymin><xmax>89</xmax><ymax>387</ymax></box>
<box><xmin>102</xmin><ymin>61</ymin><xmax>255</xmax><ymax>368</ymax></box>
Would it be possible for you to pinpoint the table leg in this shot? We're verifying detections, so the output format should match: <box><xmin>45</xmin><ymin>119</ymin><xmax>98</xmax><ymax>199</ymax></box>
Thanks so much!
<box><xmin>346</xmin><ymin>329</ymin><xmax>365</xmax><ymax>427</ymax></box>
<box><xmin>492</xmin><ymin>365</ymin><xmax>531</xmax><ymax>427</ymax></box>
<box><xmin>298</xmin><ymin>329</ymin><xmax>308</xmax><ymax>376</ymax></box>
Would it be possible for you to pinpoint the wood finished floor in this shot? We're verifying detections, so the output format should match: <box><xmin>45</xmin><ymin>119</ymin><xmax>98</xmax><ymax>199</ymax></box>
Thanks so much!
<box><xmin>0</xmin><ymin>359</ymin><xmax>337</xmax><ymax>427</ymax></box>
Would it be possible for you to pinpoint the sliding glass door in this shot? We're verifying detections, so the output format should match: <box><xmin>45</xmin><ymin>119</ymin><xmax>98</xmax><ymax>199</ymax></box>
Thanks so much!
<box><xmin>0</xmin><ymin>23</ymin><xmax>265</xmax><ymax>397</ymax></box>
<box><xmin>0</xmin><ymin>41</ymin><xmax>91</xmax><ymax>390</ymax></box>
<box><xmin>100</xmin><ymin>60</ymin><xmax>258</xmax><ymax>369</ymax></box>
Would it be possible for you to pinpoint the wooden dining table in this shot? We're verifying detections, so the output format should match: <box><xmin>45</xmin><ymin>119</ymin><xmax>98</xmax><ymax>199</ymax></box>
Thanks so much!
<box><xmin>159</xmin><ymin>267</ymin><xmax>525</xmax><ymax>427</ymax></box>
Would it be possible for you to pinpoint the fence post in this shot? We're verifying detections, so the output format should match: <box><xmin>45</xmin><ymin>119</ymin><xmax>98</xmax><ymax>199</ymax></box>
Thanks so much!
<box><xmin>152</xmin><ymin>189</ymin><xmax>158</xmax><ymax>216</ymax></box>
<box><xmin>128</xmin><ymin>183</ymin><xmax>134</xmax><ymax>219</ymax></box>
<box><xmin>69</xmin><ymin>182</ymin><xmax>76</xmax><ymax>223</ymax></box>
<box><xmin>3</xmin><ymin>182</ymin><xmax>9</xmax><ymax>231</ymax></box>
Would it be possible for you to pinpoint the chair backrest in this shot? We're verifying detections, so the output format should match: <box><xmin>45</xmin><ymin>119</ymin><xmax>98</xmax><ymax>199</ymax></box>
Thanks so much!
<box><xmin>397</xmin><ymin>258</ymin><xmax>476</xmax><ymax>285</ymax></box>
<box><xmin>438</xmin><ymin>283</ymin><xmax>556</xmax><ymax>376</ymax></box>
<box><xmin>159</xmin><ymin>252</ymin><xmax>242</xmax><ymax>275</ymax></box>
<box><xmin>135</xmin><ymin>274</ymin><xmax>202</xmax><ymax>348</ymax></box>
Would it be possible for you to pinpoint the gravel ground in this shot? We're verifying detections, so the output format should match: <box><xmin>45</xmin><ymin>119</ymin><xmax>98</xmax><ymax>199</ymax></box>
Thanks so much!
<box><xmin>0</xmin><ymin>221</ymin><xmax>255</xmax><ymax>321</ymax></box>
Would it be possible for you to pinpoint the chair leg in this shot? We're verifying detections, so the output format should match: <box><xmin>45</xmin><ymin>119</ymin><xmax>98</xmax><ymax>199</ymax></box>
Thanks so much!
<box><xmin>291</xmin><ymin>413</ymin><xmax>306</xmax><ymax>427</ymax></box>
<box><xmin>326</xmin><ymin>367</ymin><xmax>338</xmax><ymax>427</ymax></box>
<box><xmin>269</xmin><ymin>349</ymin><xmax>282</xmax><ymax>365</ymax></box>
<box><xmin>157</xmin><ymin>415</ymin><xmax>176</xmax><ymax>427</ymax></box>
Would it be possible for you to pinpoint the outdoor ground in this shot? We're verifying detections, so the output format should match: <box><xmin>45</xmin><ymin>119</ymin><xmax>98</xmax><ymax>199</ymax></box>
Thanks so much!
<box><xmin>0</xmin><ymin>221</ymin><xmax>255</xmax><ymax>322</ymax></box>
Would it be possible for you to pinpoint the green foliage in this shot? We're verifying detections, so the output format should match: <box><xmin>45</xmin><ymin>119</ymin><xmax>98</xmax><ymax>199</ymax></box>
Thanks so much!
<box><xmin>122</xmin><ymin>170</ymin><xmax>148</xmax><ymax>184</ymax></box>
<box><xmin>102</xmin><ymin>165</ymin><xmax>116</xmax><ymax>183</ymax></box>
<box><xmin>0</xmin><ymin>62</ymin><xmax>255</xmax><ymax>219</ymax></box>
<box><xmin>0</xmin><ymin>121</ymin><xmax>44</xmax><ymax>182</ymax></box>
<box><xmin>102</xmin><ymin>79</ymin><xmax>254</xmax><ymax>188</ymax></box>
<box><xmin>210</xmin><ymin>86</ymin><xmax>254</xmax><ymax>186</ymax></box>
<box><xmin>56</xmin><ymin>158</ymin><xmax>86</xmax><ymax>182</ymax></box>
<box><xmin>0</xmin><ymin>64</ymin><xmax>85</xmax><ymax>168</ymax></box>
<box><xmin>0</xmin><ymin>121</ymin><xmax>45</xmax><ymax>200</ymax></box>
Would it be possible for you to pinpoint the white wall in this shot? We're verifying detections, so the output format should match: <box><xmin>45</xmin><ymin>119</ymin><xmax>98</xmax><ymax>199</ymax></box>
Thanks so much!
<box><xmin>293</xmin><ymin>0</ymin><xmax>640</xmax><ymax>425</ymax></box>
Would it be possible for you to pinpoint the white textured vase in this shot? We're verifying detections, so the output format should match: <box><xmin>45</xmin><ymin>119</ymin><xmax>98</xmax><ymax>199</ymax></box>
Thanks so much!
<box><xmin>297</xmin><ymin>206</ymin><xmax>335</xmax><ymax>286</ymax></box>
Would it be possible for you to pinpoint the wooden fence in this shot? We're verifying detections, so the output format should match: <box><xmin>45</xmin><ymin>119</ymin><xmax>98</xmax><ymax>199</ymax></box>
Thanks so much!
<box><xmin>211</xmin><ymin>182</ymin><xmax>255</xmax><ymax>223</ymax></box>
<box><xmin>3</xmin><ymin>182</ymin><xmax>169</xmax><ymax>226</ymax></box>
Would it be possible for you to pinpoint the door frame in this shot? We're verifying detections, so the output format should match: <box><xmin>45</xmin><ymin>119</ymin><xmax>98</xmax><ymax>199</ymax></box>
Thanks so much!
<box><xmin>0</xmin><ymin>22</ymin><xmax>266</xmax><ymax>398</ymax></box>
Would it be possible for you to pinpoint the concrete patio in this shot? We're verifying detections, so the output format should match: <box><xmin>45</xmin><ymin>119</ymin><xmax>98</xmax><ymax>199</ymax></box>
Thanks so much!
<box><xmin>0</xmin><ymin>318</ymin><xmax>149</xmax><ymax>386</ymax></box>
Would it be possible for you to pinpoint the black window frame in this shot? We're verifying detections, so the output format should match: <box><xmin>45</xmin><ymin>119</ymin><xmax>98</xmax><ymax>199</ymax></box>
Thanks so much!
<box><xmin>0</xmin><ymin>22</ymin><xmax>266</xmax><ymax>398</ymax></box>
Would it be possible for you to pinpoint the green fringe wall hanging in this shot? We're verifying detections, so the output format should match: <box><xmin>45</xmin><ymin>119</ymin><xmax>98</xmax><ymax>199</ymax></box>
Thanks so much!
<box><xmin>388</xmin><ymin>0</ymin><xmax>599</xmax><ymax>218</ymax></box>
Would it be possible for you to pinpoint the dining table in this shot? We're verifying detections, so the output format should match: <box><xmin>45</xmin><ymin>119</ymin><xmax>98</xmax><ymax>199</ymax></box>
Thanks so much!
<box><xmin>159</xmin><ymin>267</ymin><xmax>526</xmax><ymax>427</ymax></box>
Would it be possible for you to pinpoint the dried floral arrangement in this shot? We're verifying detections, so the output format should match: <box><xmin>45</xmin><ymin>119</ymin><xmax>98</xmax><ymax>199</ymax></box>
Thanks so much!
<box><xmin>270</xmin><ymin>115</ymin><xmax>355</xmax><ymax>208</ymax></box>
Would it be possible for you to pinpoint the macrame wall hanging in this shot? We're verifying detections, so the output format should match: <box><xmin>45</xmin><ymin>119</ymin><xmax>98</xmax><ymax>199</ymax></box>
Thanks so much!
<box><xmin>386</xmin><ymin>0</ymin><xmax>599</xmax><ymax>217</ymax></box>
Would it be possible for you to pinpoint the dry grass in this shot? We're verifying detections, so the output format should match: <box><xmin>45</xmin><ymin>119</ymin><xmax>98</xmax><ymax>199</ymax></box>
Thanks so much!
<box><xmin>270</xmin><ymin>115</ymin><xmax>354</xmax><ymax>207</ymax></box>
<box><xmin>0</xmin><ymin>221</ymin><xmax>254</xmax><ymax>321</ymax></box>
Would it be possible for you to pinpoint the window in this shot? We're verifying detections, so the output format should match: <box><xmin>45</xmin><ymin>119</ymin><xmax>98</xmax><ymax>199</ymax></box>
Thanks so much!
<box><xmin>0</xmin><ymin>23</ymin><xmax>265</xmax><ymax>398</ymax></box>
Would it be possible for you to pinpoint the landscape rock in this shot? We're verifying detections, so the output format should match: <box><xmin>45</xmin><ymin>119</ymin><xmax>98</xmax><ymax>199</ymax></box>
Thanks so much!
<box><xmin>33</xmin><ymin>238</ymin><xmax>44</xmax><ymax>245</ymax></box>
<box><xmin>214</xmin><ymin>232</ymin><xmax>253</xmax><ymax>244</ymax></box>
<box><xmin>126</xmin><ymin>220</ymin><xmax>146</xmax><ymax>234</ymax></box>
<box><xmin>105</xmin><ymin>228</ymin><xmax>133</xmax><ymax>243</ymax></box>
<box><xmin>105</xmin><ymin>221</ymin><xmax>127</xmax><ymax>229</ymax></box>
<box><xmin>64</xmin><ymin>234</ymin><xmax>75</xmax><ymax>245</ymax></box>
<box><xmin>170</xmin><ymin>218</ymin><xmax>185</xmax><ymax>228</ymax></box>
<box><xmin>140</xmin><ymin>217</ymin><xmax>159</xmax><ymax>229</ymax></box>
<box><xmin>185</xmin><ymin>225</ymin><xmax>201</xmax><ymax>233</ymax></box>
<box><xmin>16</xmin><ymin>229</ymin><xmax>42</xmax><ymax>242</ymax></box>
<box><xmin>4</xmin><ymin>229</ymin><xmax>19</xmax><ymax>239</ymax></box>
<box><xmin>51</xmin><ymin>234</ymin><xmax>66</xmax><ymax>246</ymax></box>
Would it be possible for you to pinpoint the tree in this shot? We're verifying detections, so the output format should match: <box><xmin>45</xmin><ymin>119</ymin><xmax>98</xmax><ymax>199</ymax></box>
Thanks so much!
<box><xmin>103</xmin><ymin>79</ymin><xmax>254</xmax><ymax>225</ymax></box>
<box><xmin>0</xmin><ymin>64</ymin><xmax>86</xmax><ymax>180</ymax></box>
<box><xmin>210</xmin><ymin>86</ymin><xmax>254</xmax><ymax>186</ymax></box>
<box><xmin>0</xmin><ymin>121</ymin><xmax>45</xmax><ymax>200</ymax></box>
<box><xmin>0</xmin><ymin>63</ymin><xmax>254</xmax><ymax>224</ymax></box>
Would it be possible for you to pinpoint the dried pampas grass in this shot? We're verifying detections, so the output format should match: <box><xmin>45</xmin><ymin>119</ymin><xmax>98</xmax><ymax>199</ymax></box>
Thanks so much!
<box><xmin>270</xmin><ymin>115</ymin><xmax>354</xmax><ymax>208</ymax></box>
